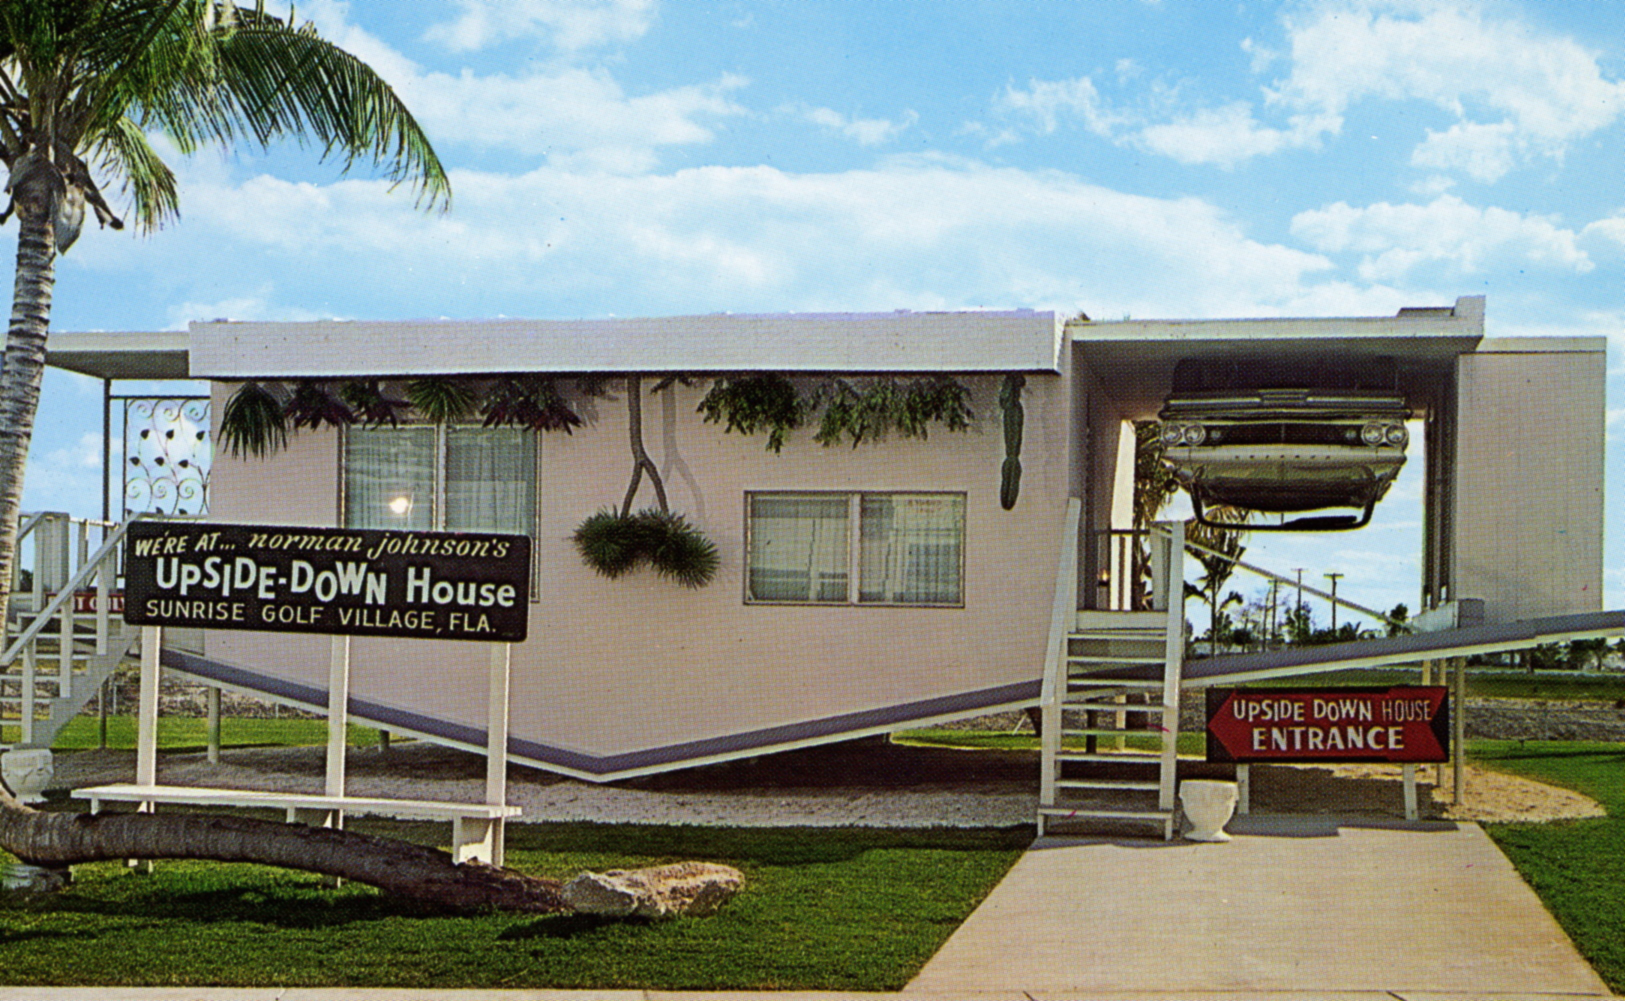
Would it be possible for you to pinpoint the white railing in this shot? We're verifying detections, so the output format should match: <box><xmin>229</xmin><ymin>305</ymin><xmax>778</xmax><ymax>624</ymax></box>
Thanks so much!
<box><xmin>1038</xmin><ymin>499</ymin><xmax>1083</xmax><ymax>807</ymax></box>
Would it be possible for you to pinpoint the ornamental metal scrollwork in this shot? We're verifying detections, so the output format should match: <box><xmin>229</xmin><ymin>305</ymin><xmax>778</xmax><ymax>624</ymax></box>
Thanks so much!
<box><xmin>124</xmin><ymin>397</ymin><xmax>211</xmax><ymax>517</ymax></box>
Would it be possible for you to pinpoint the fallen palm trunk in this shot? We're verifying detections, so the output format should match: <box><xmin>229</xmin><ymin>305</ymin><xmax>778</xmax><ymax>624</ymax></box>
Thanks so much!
<box><xmin>0</xmin><ymin>796</ymin><xmax>567</xmax><ymax>914</ymax></box>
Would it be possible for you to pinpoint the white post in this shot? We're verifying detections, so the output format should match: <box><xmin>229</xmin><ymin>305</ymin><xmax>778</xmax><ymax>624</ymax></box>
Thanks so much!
<box><xmin>326</xmin><ymin>635</ymin><xmax>350</xmax><ymax>799</ymax></box>
<box><xmin>486</xmin><ymin>642</ymin><xmax>512</xmax><ymax>867</ymax></box>
<box><xmin>19</xmin><ymin>645</ymin><xmax>35</xmax><ymax>746</ymax></box>
<box><xmin>136</xmin><ymin>626</ymin><xmax>161</xmax><ymax>787</ymax></box>
<box><xmin>1453</xmin><ymin>656</ymin><xmax>1466</xmax><ymax>805</ymax></box>
<box><xmin>206</xmin><ymin>686</ymin><xmax>222</xmax><ymax>765</ymax></box>
<box><xmin>1402</xmin><ymin>763</ymin><xmax>1418</xmax><ymax>821</ymax></box>
<box><xmin>1158</xmin><ymin>522</ymin><xmax>1185</xmax><ymax>815</ymax></box>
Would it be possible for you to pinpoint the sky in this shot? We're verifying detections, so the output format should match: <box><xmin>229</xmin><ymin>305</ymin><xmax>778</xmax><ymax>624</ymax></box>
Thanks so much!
<box><xmin>20</xmin><ymin>0</ymin><xmax>1625</xmax><ymax>621</ymax></box>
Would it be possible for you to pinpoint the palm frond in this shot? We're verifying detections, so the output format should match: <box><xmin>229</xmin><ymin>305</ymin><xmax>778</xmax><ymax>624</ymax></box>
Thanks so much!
<box><xmin>89</xmin><ymin>117</ymin><xmax>180</xmax><ymax>231</ymax></box>
<box><xmin>219</xmin><ymin>381</ymin><xmax>287</xmax><ymax>459</ymax></box>
<box><xmin>406</xmin><ymin>377</ymin><xmax>475</xmax><ymax>424</ymax></box>
<box><xmin>207</xmin><ymin>22</ymin><xmax>449</xmax><ymax>208</ymax></box>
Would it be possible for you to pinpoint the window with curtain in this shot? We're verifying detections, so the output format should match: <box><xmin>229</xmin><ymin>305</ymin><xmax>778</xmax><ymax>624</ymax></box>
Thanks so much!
<box><xmin>344</xmin><ymin>426</ymin><xmax>536</xmax><ymax>537</ymax></box>
<box><xmin>746</xmin><ymin>492</ymin><xmax>964</xmax><ymax>606</ymax></box>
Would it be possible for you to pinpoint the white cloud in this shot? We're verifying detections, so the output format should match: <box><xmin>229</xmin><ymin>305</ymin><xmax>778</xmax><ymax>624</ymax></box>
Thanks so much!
<box><xmin>135</xmin><ymin>156</ymin><xmax>1344</xmax><ymax>326</ymax></box>
<box><xmin>792</xmin><ymin>106</ymin><xmax>918</xmax><ymax>147</ymax></box>
<box><xmin>1267</xmin><ymin>0</ymin><xmax>1625</xmax><ymax>180</ymax></box>
<box><xmin>1583</xmin><ymin>213</ymin><xmax>1625</xmax><ymax>248</ymax></box>
<box><xmin>1135</xmin><ymin>104</ymin><xmax>1339</xmax><ymax>168</ymax></box>
<box><xmin>271</xmin><ymin>4</ymin><xmax>745</xmax><ymax>172</ymax></box>
<box><xmin>1002</xmin><ymin>1</ymin><xmax>1625</xmax><ymax>176</ymax></box>
<box><xmin>401</xmin><ymin>67</ymin><xmax>747</xmax><ymax>171</ymax></box>
<box><xmin>423</xmin><ymin>0</ymin><xmax>655</xmax><ymax>53</ymax></box>
<box><xmin>23</xmin><ymin>433</ymin><xmax>105</xmax><ymax>512</ymax></box>
<box><xmin>1290</xmin><ymin>195</ymin><xmax>1592</xmax><ymax>281</ymax></box>
<box><xmin>994</xmin><ymin>77</ymin><xmax>1123</xmax><ymax>138</ymax></box>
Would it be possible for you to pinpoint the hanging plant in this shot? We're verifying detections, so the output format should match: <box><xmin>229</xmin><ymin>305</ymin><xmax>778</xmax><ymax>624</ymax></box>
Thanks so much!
<box><xmin>573</xmin><ymin>508</ymin><xmax>719</xmax><ymax>588</ymax></box>
<box><xmin>283</xmin><ymin>379</ymin><xmax>355</xmax><ymax>430</ymax></box>
<box><xmin>696</xmin><ymin>373</ymin><xmax>804</xmax><ymax>452</ymax></box>
<box><xmin>341</xmin><ymin>380</ymin><xmax>409</xmax><ymax>427</ymax></box>
<box><xmin>482</xmin><ymin>375</ymin><xmax>584</xmax><ymax>433</ymax></box>
<box><xmin>813</xmin><ymin>375</ymin><xmax>973</xmax><ymax>447</ymax></box>
<box><xmin>999</xmin><ymin>373</ymin><xmax>1025</xmax><ymax>510</ymax></box>
<box><xmin>406</xmin><ymin>376</ymin><xmax>476</xmax><ymax>424</ymax></box>
<box><xmin>573</xmin><ymin>375</ymin><xmax>719</xmax><ymax>588</ymax></box>
<box><xmin>698</xmin><ymin>372</ymin><xmax>975</xmax><ymax>451</ymax></box>
<box><xmin>219</xmin><ymin>382</ymin><xmax>289</xmax><ymax>458</ymax></box>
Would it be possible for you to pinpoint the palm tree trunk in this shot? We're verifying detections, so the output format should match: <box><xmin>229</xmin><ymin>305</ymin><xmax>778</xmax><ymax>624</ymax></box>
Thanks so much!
<box><xmin>0</xmin><ymin>791</ymin><xmax>566</xmax><ymax>913</ymax></box>
<box><xmin>0</xmin><ymin>180</ymin><xmax>57</xmax><ymax>631</ymax></box>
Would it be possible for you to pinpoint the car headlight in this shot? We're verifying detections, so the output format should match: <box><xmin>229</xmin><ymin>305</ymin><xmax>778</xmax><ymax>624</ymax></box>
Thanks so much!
<box><xmin>1361</xmin><ymin>423</ymin><xmax>1386</xmax><ymax>446</ymax></box>
<box><xmin>1182</xmin><ymin>424</ymin><xmax>1207</xmax><ymax>446</ymax></box>
<box><xmin>1385</xmin><ymin>424</ymin><xmax>1408</xmax><ymax>447</ymax></box>
<box><xmin>1160</xmin><ymin>424</ymin><xmax>1186</xmax><ymax>447</ymax></box>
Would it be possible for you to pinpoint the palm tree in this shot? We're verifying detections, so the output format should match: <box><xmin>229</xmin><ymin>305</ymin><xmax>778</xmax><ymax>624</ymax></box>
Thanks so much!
<box><xmin>0</xmin><ymin>1</ymin><xmax>607</xmax><ymax>911</ymax></box>
<box><xmin>0</xmin><ymin>0</ymin><xmax>448</xmax><ymax>634</ymax></box>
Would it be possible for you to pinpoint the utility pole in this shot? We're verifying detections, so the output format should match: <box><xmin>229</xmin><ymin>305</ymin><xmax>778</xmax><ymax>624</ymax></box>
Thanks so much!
<box><xmin>1293</xmin><ymin>568</ymin><xmax>1305</xmax><ymax>640</ymax></box>
<box><xmin>1325</xmin><ymin>572</ymin><xmax>1344</xmax><ymax>635</ymax></box>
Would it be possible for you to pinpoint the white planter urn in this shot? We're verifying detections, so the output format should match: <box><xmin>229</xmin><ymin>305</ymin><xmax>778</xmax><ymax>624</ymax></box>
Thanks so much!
<box><xmin>1179</xmin><ymin>779</ymin><xmax>1238</xmax><ymax>842</ymax></box>
<box><xmin>1</xmin><ymin>748</ymin><xmax>54</xmax><ymax>804</ymax></box>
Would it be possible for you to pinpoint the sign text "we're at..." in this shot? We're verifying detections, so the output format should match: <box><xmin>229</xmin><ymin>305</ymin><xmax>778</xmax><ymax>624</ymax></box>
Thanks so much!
<box><xmin>124</xmin><ymin>521</ymin><xmax>531</xmax><ymax>642</ymax></box>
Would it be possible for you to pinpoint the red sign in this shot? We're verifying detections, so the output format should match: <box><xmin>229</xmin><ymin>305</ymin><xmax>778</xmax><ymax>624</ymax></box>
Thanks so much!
<box><xmin>1206</xmin><ymin>687</ymin><xmax>1449</xmax><ymax>764</ymax></box>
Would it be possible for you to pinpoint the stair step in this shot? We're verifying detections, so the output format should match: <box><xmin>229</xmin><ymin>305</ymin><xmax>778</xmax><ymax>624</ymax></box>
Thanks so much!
<box><xmin>1066</xmin><ymin>679</ymin><xmax>1165</xmax><ymax>689</ymax></box>
<box><xmin>1066</xmin><ymin>655</ymin><xmax>1163</xmax><ymax>665</ymax></box>
<box><xmin>1038</xmin><ymin>806</ymin><xmax>1173</xmax><ymax>821</ymax></box>
<box><xmin>1061</xmin><ymin>727</ymin><xmax>1162</xmax><ymax>738</ymax></box>
<box><xmin>1063</xmin><ymin>700</ymin><xmax>1166</xmax><ymax>713</ymax></box>
<box><xmin>1054</xmin><ymin>751</ymin><xmax>1165</xmax><ymax>764</ymax></box>
<box><xmin>1056</xmin><ymin>778</ymin><xmax>1161</xmax><ymax>791</ymax></box>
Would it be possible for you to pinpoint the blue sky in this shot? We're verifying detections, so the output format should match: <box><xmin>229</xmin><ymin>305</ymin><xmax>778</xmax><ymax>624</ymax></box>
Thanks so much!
<box><xmin>22</xmin><ymin>0</ymin><xmax>1625</xmax><ymax>619</ymax></box>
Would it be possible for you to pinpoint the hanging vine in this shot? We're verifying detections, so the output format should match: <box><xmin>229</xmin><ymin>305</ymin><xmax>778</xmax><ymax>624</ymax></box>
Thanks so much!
<box><xmin>696</xmin><ymin>373</ymin><xmax>975</xmax><ymax>451</ymax></box>
<box><xmin>219</xmin><ymin>375</ymin><xmax>585</xmax><ymax>458</ymax></box>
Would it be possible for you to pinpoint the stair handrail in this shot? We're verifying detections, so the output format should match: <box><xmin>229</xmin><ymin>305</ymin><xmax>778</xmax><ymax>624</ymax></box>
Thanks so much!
<box><xmin>1</xmin><ymin>518</ymin><xmax>138</xmax><ymax>668</ymax></box>
<box><xmin>1040</xmin><ymin>499</ymin><xmax>1084</xmax><ymax>708</ymax></box>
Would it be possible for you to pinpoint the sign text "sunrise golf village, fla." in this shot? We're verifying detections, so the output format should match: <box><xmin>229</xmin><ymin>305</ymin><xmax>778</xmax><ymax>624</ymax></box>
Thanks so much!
<box><xmin>124</xmin><ymin>521</ymin><xmax>531</xmax><ymax>642</ymax></box>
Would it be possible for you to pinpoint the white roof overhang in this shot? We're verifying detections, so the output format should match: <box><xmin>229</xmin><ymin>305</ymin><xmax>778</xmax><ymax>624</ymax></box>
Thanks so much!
<box><xmin>1070</xmin><ymin>296</ymin><xmax>1491</xmax><ymax>421</ymax></box>
<box><xmin>45</xmin><ymin>331</ymin><xmax>192</xmax><ymax>381</ymax></box>
<box><xmin>188</xmin><ymin>310</ymin><xmax>1066</xmax><ymax>380</ymax></box>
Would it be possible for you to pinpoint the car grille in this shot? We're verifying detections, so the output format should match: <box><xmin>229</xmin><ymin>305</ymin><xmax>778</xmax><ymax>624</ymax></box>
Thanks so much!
<box><xmin>1203</xmin><ymin>423</ymin><xmax>1368</xmax><ymax>447</ymax></box>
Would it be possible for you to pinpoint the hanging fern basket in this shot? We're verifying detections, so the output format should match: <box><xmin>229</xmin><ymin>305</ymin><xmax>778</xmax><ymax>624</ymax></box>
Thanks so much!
<box><xmin>573</xmin><ymin>509</ymin><xmax>720</xmax><ymax>588</ymax></box>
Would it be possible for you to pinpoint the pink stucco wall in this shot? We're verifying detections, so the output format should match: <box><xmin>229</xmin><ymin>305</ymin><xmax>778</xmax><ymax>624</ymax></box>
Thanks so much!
<box><xmin>204</xmin><ymin>366</ymin><xmax>1074</xmax><ymax>777</ymax></box>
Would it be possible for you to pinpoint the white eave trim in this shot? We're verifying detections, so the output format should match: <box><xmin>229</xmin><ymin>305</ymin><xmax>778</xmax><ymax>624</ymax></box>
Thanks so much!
<box><xmin>188</xmin><ymin>310</ymin><xmax>1065</xmax><ymax>380</ymax></box>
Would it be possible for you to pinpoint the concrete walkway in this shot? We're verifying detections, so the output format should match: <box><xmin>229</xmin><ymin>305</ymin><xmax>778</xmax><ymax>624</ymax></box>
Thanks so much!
<box><xmin>0</xmin><ymin>817</ymin><xmax>1616</xmax><ymax>1001</ymax></box>
<box><xmin>910</xmin><ymin>814</ymin><xmax>1614</xmax><ymax>998</ymax></box>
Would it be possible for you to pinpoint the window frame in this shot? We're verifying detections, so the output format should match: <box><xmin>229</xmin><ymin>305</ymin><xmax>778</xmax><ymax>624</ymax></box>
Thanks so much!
<box><xmin>339</xmin><ymin>422</ymin><xmax>542</xmax><ymax>599</ymax></box>
<box><xmin>743</xmin><ymin>490</ymin><xmax>966</xmax><ymax>608</ymax></box>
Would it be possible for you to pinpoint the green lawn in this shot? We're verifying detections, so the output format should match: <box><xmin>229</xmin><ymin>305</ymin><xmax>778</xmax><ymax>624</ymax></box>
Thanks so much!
<box><xmin>0</xmin><ymin>716</ymin><xmax>385</xmax><ymax>752</ymax></box>
<box><xmin>1470</xmin><ymin>740</ymin><xmax>1625</xmax><ymax>993</ymax></box>
<box><xmin>0</xmin><ymin>821</ymin><xmax>1028</xmax><ymax>991</ymax></box>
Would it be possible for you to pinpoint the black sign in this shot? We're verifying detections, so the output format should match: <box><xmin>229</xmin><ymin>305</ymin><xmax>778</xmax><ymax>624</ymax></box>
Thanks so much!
<box><xmin>124</xmin><ymin>521</ymin><xmax>531</xmax><ymax>642</ymax></box>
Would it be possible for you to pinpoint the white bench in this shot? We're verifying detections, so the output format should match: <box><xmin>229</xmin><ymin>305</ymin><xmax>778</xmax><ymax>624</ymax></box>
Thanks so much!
<box><xmin>74</xmin><ymin>784</ymin><xmax>522</xmax><ymax>864</ymax></box>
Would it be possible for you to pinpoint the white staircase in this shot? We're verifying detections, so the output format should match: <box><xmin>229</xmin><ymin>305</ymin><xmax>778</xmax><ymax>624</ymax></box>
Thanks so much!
<box><xmin>2</xmin><ymin>513</ymin><xmax>142</xmax><ymax>749</ymax></box>
<box><xmin>1038</xmin><ymin>510</ymin><xmax>1184</xmax><ymax>839</ymax></box>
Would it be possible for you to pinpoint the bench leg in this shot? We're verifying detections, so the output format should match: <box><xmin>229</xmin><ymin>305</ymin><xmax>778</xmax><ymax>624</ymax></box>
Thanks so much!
<box><xmin>452</xmin><ymin>817</ymin><xmax>502</xmax><ymax>866</ymax></box>
<box><xmin>127</xmin><ymin>800</ymin><xmax>154</xmax><ymax>874</ymax></box>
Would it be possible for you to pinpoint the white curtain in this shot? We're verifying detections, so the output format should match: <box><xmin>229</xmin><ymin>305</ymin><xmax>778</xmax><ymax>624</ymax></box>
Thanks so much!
<box><xmin>445</xmin><ymin>427</ymin><xmax>536</xmax><ymax>535</ymax></box>
<box><xmin>747</xmin><ymin>495</ymin><xmax>850</xmax><ymax>602</ymax></box>
<box><xmin>859</xmin><ymin>494</ymin><xmax>963</xmax><ymax>604</ymax></box>
<box><xmin>345</xmin><ymin>427</ymin><xmax>435</xmax><ymax>530</ymax></box>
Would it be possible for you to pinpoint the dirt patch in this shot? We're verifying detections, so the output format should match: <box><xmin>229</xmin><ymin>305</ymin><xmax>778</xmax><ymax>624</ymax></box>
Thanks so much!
<box><xmin>47</xmin><ymin>737</ymin><xmax>1602</xmax><ymax>828</ymax></box>
<box><xmin>1246</xmin><ymin>761</ymin><xmax>1604</xmax><ymax>824</ymax></box>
